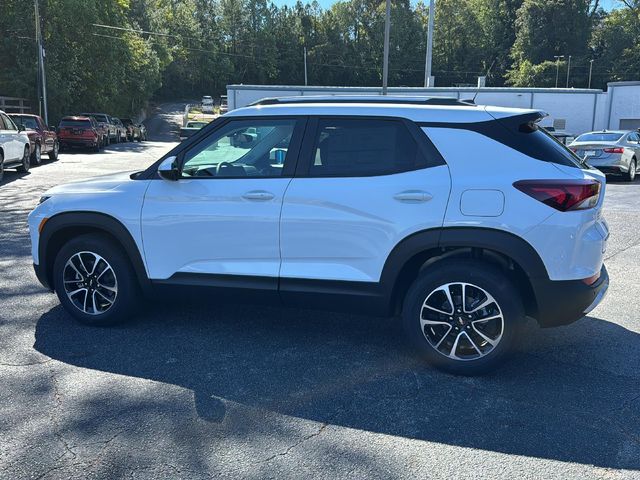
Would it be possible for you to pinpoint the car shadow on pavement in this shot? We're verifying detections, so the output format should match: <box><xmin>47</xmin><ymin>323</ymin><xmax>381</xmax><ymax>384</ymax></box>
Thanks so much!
<box><xmin>34</xmin><ymin>301</ymin><xmax>640</xmax><ymax>470</ymax></box>
<box><xmin>0</xmin><ymin>169</ymin><xmax>31</xmax><ymax>187</ymax></box>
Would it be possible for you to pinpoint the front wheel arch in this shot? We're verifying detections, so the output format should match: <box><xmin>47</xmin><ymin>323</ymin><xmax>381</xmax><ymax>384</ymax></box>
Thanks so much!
<box><xmin>40</xmin><ymin>212</ymin><xmax>152</xmax><ymax>295</ymax></box>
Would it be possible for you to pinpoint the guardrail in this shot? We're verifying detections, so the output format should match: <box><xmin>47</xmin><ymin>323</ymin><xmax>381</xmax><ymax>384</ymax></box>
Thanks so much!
<box><xmin>0</xmin><ymin>96</ymin><xmax>31</xmax><ymax>114</ymax></box>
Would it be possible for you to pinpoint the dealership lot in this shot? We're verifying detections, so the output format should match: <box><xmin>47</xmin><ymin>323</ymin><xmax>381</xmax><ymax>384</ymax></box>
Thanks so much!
<box><xmin>1</xmin><ymin>112</ymin><xmax>639</xmax><ymax>478</ymax></box>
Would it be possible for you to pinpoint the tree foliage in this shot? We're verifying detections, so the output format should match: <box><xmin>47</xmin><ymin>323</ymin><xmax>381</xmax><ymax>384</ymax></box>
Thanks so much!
<box><xmin>0</xmin><ymin>0</ymin><xmax>638</xmax><ymax>122</ymax></box>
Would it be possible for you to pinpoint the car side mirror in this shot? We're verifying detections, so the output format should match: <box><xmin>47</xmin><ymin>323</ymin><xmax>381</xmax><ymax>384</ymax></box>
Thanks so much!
<box><xmin>17</xmin><ymin>124</ymin><xmax>25</xmax><ymax>132</ymax></box>
<box><xmin>157</xmin><ymin>156</ymin><xmax>180</xmax><ymax>181</ymax></box>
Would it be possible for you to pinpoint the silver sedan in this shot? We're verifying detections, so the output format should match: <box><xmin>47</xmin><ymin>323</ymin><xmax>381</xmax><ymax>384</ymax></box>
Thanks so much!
<box><xmin>569</xmin><ymin>130</ymin><xmax>639</xmax><ymax>181</ymax></box>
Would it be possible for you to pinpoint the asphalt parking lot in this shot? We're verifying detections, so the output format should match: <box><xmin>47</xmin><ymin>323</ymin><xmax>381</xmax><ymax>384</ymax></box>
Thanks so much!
<box><xmin>1</xmin><ymin>106</ymin><xmax>639</xmax><ymax>479</ymax></box>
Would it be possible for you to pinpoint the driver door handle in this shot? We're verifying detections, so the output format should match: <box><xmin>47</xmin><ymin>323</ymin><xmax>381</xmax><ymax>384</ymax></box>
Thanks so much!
<box><xmin>242</xmin><ymin>190</ymin><xmax>275</xmax><ymax>201</ymax></box>
<box><xmin>394</xmin><ymin>190</ymin><xmax>433</xmax><ymax>203</ymax></box>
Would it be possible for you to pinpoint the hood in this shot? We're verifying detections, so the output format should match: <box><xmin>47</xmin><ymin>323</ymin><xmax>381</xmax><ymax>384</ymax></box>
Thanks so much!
<box><xmin>45</xmin><ymin>171</ymin><xmax>137</xmax><ymax>195</ymax></box>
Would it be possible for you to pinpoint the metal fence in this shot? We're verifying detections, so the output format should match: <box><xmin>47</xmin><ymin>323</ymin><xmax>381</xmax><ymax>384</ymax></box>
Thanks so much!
<box><xmin>0</xmin><ymin>96</ymin><xmax>31</xmax><ymax>114</ymax></box>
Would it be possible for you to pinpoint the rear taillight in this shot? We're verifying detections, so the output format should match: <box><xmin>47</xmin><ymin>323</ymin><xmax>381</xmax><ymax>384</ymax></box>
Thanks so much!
<box><xmin>514</xmin><ymin>179</ymin><xmax>601</xmax><ymax>211</ymax></box>
<box><xmin>603</xmin><ymin>147</ymin><xmax>624</xmax><ymax>154</ymax></box>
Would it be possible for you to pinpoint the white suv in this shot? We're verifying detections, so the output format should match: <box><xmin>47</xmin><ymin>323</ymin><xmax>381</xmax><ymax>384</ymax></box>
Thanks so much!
<box><xmin>28</xmin><ymin>96</ymin><xmax>610</xmax><ymax>374</ymax></box>
<box><xmin>0</xmin><ymin>109</ymin><xmax>31</xmax><ymax>180</ymax></box>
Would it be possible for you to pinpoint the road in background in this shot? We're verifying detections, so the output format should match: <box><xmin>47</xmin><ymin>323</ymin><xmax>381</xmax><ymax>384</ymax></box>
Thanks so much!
<box><xmin>0</xmin><ymin>105</ymin><xmax>638</xmax><ymax>479</ymax></box>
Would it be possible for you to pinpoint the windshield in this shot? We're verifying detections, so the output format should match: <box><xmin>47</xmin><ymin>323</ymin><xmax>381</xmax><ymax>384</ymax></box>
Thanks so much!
<box><xmin>576</xmin><ymin>132</ymin><xmax>624</xmax><ymax>142</ymax></box>
<box><xmin>11</xmin><ymin>116</ymin><xmax>39</xmax><ymax>129</ymax></box>
<box><xmin>82</xmin><ymin>113</ymin><xmax>108</xmax><ymax>123</ymax></box>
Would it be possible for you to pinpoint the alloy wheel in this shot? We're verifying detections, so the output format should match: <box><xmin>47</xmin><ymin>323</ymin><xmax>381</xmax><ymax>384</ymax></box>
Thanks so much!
<box><xmin>419</xmin><ymin>282</ymin><xmax>504</xmax><ymax>361</ymax></box>
<box><xmin>63</xmin><ymin>251</ymin><xmax>118</xmax><ymax>315</ymax></box>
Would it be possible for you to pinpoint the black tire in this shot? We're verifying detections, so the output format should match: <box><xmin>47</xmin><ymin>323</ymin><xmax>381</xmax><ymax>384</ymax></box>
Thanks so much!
<box><xmin>625</xmin><ymin>158</ymin><xmax>636</xmax><ymax>182</ymax></box>
<box><xmin>0</xmin><ymin>152</ymin><xmax>4</xmax><ymax>182</ymax></box>
<box><xmin>16</xmin><ymin>146</ymin><xmax>30</xmax><ymax>173</ymax></box>
<box><xmin>53</xmin><ymin>233</ymin><xmax>139</xmax><ymax>326</ymax></box>
<box><xmin>49</xmin><ymin>141</ymin><xmax>59</xmax><ymax>161</ymax></box>
<box><xmin>31</xmin><ymin>143</ymin><xmax>42</xmax><ymax>165</ymax></box>
<box><xmin>401</xmin><ymin>259</ymin><xmax>524</xmax><ymax>375</ymax></box>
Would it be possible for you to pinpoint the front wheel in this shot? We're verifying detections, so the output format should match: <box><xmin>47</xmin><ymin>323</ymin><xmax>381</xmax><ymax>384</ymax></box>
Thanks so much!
<box><xmin>16</xmin><ymin>146</ymin><xmax>30</xmax><ymax>173</ymax></box>
<box><xmin>53</xmin><ymin>234</ymin><xmax>138</xmax><ymax>326</ymax></box>
<box><xmin>402</xmin><ymin>260</ymin><xmax>524</xmax><ymax>375</ymax></box>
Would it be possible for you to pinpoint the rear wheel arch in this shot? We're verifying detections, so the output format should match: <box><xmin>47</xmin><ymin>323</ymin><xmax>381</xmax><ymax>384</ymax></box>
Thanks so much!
<box><xmin>382</xmin><ymin>227</ymin><xmax>546</xmax><ymax>320</ymax></box>
<box><xmin>40</xmin><ymin>212</ymin><xmax>151</xmax><ymax>294</ymax></box>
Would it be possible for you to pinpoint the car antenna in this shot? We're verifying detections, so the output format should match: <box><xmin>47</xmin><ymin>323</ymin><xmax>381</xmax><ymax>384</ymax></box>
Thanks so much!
<box><xmin>471</xmin><ymin>59</ymin><xmax>496</xmax><ymax>104</ymax></box>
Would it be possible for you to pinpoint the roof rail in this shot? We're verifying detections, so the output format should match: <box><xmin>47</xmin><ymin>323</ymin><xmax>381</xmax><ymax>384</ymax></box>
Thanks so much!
<box><xmin>249</xmin><ymin>95</ymin><xmax>476</xmax><ymax>107</ymax></box>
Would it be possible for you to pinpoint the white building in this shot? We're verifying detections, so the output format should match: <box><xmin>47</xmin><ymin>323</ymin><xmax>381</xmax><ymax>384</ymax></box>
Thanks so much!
<box><xmin>227</xmin><ymin>82</ymin><xmax>640</xmax><ymax>135</ymax></box>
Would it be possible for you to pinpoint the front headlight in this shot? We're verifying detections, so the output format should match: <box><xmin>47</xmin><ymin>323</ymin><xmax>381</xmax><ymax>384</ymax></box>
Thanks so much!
<box><xmin>39</xmin><ymin>195</ymin><xmax>51</xmax><ymax>204</ymax></box>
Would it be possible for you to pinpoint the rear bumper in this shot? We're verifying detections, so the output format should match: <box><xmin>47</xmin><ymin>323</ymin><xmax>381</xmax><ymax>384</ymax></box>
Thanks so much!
<box><xmin>59</xmin><ymin>139</ymin><xmax>98</xmax><ymax>147</ymax></box>
<box><xmin>533</xmin><ymin>265</ymin><xmax>609</xmax><ymax>327</ymax></box>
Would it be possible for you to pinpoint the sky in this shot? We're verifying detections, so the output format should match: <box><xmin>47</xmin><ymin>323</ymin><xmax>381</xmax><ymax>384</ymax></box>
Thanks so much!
<box><xmin>271</xmin><ymin>0</ymin><xmax>619</xmax><ymax>11</ymax></box>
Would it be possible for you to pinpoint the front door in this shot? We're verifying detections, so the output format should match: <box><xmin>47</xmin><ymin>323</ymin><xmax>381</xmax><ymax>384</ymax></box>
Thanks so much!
<box><xmin>141</xmin><ymin>117</ymin><xmax>305</xmax><ymax>284</ymax></box>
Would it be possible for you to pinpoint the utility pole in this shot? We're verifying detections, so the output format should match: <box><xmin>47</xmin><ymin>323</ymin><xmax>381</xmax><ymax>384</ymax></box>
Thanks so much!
<box><xmin>588</xmin><ymin>59</ymin><xmax>594</xmax><ymax>89</ymax></box>
<box><xmin>34</xmin><ymin>0</ymin><xmax>48</xmax><ymax>124</ymax></box>
<box><xmin>566</xmin><ymin>55</ymin><xmax>572</xmax><ymax>88</ymax></box>
<box><xmin>303</xmin><ymin>47</ymin><xmax>308</xmax><ymax>86</ymax></box>
<box><xmin>424</xmin><ymin>0</ymin><xmax>435</xmax><ymax>87</ymax></box>
<box><xmin>554</xmin><ymin>55</ymin><xmax>564</xmax><ymax>88</ymax></box>
<box><xmin>382</xmin><ymin>0</ymin><xmax>391</xmax><ymax>95</ymax></box>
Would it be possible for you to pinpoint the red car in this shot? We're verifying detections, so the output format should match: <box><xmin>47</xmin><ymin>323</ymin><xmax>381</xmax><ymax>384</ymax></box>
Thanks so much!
<box><xmin>9</xmin><ymin>113</ymin><xmax>59</xmax><ymax>165</ymax></box>
<box><xmin>57</xmin><ymin>116</ymin><xmax>102</xmax><ymax>152</ymax></box>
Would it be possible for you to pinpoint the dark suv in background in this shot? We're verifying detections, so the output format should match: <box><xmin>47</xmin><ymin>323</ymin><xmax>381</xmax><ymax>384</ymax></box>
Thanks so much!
<box><xmin>121</xmin><ymin>118</ymin><xmax>145</xmax><ymax>142</ymax></box>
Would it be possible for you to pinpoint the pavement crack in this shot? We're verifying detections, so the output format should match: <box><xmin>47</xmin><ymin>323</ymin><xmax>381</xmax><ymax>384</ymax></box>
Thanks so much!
<box><xmin>260</xmin><ymin>421</ymin><xmax>330</xmax><ymax>464</ymax></box>
<box><xmin>46</xmin><ymin>364</ymin><xmax>77</xmax><ymax>461</ymax></box>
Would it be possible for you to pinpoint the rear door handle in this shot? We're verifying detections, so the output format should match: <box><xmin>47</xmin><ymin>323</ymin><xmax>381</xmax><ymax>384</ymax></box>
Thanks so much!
<box><xmin>394</xmin><ymin>190</ymin><xmax>433</xmax><ymax>203</ymax></box>
<box><xmin>242</xmin><ymin>190</ymin><xmax>275</xmax><ymax>201</ymax></box>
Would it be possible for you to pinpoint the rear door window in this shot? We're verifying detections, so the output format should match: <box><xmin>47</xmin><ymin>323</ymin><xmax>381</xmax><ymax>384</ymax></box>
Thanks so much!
<box><xmin>306</xmin><ymin>118</ymin><xmax>429</xmax><ymax>177</ymax></box>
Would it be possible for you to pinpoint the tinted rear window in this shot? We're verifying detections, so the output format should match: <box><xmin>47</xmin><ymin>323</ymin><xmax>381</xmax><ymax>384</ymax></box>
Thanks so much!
<box><xmin>60</xmin><ymin>119</ymin><xmax>91</xmax><ymax>127</ymax></box>
<box><xmin>576</xmin><ymin>132</ymin><xmax>624</xmax><ymax>142</ymax></box>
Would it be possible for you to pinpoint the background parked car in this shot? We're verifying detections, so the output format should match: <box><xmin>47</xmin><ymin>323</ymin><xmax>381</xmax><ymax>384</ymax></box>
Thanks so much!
<box><xmin>201</xmin><ymin>95</ymin><xmax>214</xmax><ymax>113</ymax></box>
<box><xmin>569</xmin><ymin>130</ymin><xmax>638</xmax><ymax>181</ymax></box>
<box><xmin>111</xmin><ymin>117</ymin><xmax>127</xmax><ymax>142</ymax></box>
<box><xmin>121</xmin><ymin>118</ymin><xmax>142</xmax><ymax>142</ymax></box>
<box><xmin>81</xmin><ymin>113</ymin><xmax>116</xmax><ymax>145</ymax></box>
<box><xmin>58</xmin><ymin>116</ymin><xmax>102</xmax><ymax>152</ymax></box>
<box><xmin>179</xmin><ymin>120</ymin><xmax>208</xmax><ymax>140</ymax></box>
<box><xmin>0</xmin><ymin>110</ymin><xmax>31</xmax><ymax>179</ymax></box>
<box><xmin>9</xmin><ymin>113</ymin><xmax>59</xmax><ymax>164</ymax></box>
<box><xmin>138</xmin><ymin>123</ymin><xmax>147</xmax><ymax>141</ymax></box>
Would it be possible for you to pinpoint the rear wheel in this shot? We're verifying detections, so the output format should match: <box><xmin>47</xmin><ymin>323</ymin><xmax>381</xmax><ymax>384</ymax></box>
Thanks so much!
<box><xmin>31</xmin><ymin>143</ymin><xmax>42</xmax><ymax>165</ymax></box>
<box><xmin>53</xmin><ymin>234</ymin><xmax>138</xmax><ymax>326</ymax></box>
<box><xmin>16</xmin><ymin>146</ymin><xmax>30</xmax><ymax>173</ymax></box>
<box><xmin>626</xmin><ymin>158</ymin><xmax>636</xmax><ymax>182</ymax></box>
<box><xmin>402</xmin><ymin>260</ymin><xmax>524</xmax><ymax>375</ymax></box>
<box><xmin>49</xmin><ymin>141</ymin><xmax>59</xmax><ymax>161</ymax></box>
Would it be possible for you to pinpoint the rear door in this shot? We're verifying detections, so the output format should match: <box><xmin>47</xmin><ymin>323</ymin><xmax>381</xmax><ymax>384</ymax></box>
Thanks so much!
<box><xmin>279</xmin><ymin>116</ymin><xmax>451</xmax><ymax>285</ymax></box>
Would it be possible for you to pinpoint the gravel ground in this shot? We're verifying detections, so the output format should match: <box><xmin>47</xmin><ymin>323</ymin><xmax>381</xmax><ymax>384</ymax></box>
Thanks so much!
<box><xmin>0</xmin><ymin>104</ymin><xmax>638</xmax><ymax>479</ymax></box>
